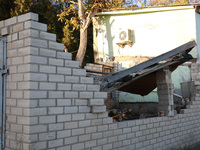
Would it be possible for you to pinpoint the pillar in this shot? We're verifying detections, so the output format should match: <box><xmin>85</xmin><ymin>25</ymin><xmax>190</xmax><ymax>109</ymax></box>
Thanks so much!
<box><xmin>156</xmin><ymin>67</ymin><xmax>174</xmax><ymax>116</ymax></box>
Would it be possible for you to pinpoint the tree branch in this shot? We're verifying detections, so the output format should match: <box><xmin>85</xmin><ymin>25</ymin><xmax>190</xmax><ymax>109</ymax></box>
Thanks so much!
<box><xmin>83</xmin><ymin>8</ymin><xmax>98</xmax><ymax>31</ymax></box>
<box><xmin>78</xmin><ymin>0</ymin><xmax>86</xmax><ymax>27</ymax></box>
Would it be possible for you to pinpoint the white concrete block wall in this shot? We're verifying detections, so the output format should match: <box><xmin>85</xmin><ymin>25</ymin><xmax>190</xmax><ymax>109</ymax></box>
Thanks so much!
<box><xmin>1</xmin><ymin>12</ymin><xmax>200</xmax><ymax>150</ymax></box>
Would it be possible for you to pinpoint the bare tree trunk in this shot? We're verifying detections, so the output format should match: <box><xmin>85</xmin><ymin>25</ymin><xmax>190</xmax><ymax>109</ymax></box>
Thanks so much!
<box><xmin>76</xmin><ymin>0</ymin><xmax>97</xmax><ymax>67</ymax></box>
<box><xmin>76</xmin><ymin>28</ymin><xmax>88</xmax><ymax>67</ymax></box>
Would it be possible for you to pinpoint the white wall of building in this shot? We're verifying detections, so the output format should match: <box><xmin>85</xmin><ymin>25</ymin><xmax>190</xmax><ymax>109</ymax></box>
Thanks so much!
<box><xmin>96</xmin><ymin>6</ymin><xmax>196</xmax><ymax>62</ymax></box>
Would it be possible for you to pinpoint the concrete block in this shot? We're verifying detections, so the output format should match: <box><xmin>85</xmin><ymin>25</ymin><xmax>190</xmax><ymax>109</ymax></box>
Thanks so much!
<box><xmin>97</xmin><ymin>138</ymin><xmax>108</xmax><ymax>146</ymax></box>
<box><xmin>49</xmin><ymin>91</ymin><xmax>63</xmax><ymax>98</ymax></box>
<box><xmin>57</xmin><ymin>114</ymin><xmax>71</xmax><ymax>122</ymax></box>
<box><xmin>65</xmin><ymin>136</ymin><xmax>78</xmax><ymax>145</ymax></box>
<box><xmin>11</xmin><ymin>57</ymin><xmax>23</xmax><ymax>65</ymax></box>
<box><xmin>48</xmin><ymin>107</ymin><xmax>63</xmax><ymax>114</ymax></box>
<box><xmin>39</xmin><ymin>132</ymin><xmax>55</xmax><ymax>141</ymax></box>
<box><xmin>49</xmin><ymin>58</ymin><xmax>64</xmax><ymax>66</ymax></box>
<box><xmin>1</xmin><ymin>27</ymin><xmax>9</xmax><ymax>35</ymax></box>
<box><xmin>49</xmin><ymin>75</ymin><xmax>64</xmax><ymax>82</ymax></box>
<box><xmin>72</xmin><ymin>128</ymin><xmax>85</xmax><ymax>136</ymax></box>
<box><xmin>86</xmin><ymin>126</ymin><xmax>97</xmax><ymax>134</ymax></box>
<box><xmin>40</xmin><ymin>31</ymin><xmax>56</xmax><ymax>41</ymax></box>
<box><xmin>17</xmin><ymin>100</ymin><xmax>37</xmax><ymax>108</ymax></box>
<box><xmin>113</xmin><ymin>141</ymin><xmax>122</xmax><ymax>148</ymax></box>
<box><xmin>73</xmin><ymin>68</ymin><xmax>86</xmax><ymax>76</ymax></box>
<box><xmin>72</xmin><ymin>143</ymin><xmax>84</xmax><ymax>150</ymax></box>
<box><xmin>89</xmin><ymin>99</ymin><xmax>104</xmax><ymax>106</ymax></box>
<box><xmin>11</xmin><ymin>74</ymin><xmax>23</xmax><ymax>82</ymax></box>
<box><xmin>80</xmin><ymin>92</ymin><xmax>93</xmax><ymax>98</ymax></box>
<box><xmin>57</xmin><ymin>83</ymin><xmax>71</xmax><ymax>91</ymax></box>
<box><xmin>24</xmin><ymin>125</ymin><xmax>47</xmax><ymax>134</ymax></box>
<box><xmin>65</xmin><ymin>60</ymin><xmax>79</xmax><ymax>68</ymax></box>
<box><xmin>18</xmin><ymin>12</ymin><xmax>38</xmax><ymax>22</ymax></box>
<box><xmin>7</xmin><ymin>82</ymin><xmax>16</xmax><ymax>91</ymax></box>
<box><xmin>79</xmin><ymin>120</ymin><xmax>91</xmax><ymax>127</ymax></box>
<box><xmin>24</xmin><ymin>38</ymin><xmax>47</xmax><ymax>48</ymax></box>
<box><xmin>65</xmin><ymin>106</ymin><xmax>78</xmax><ymax>113</ymax></box>
<box><xmin>103</xmin><ymin>117</ymin><xmax>113</xmax><ymax>124</ymax></box>
<box><xmin>12</xmin><ymin>33</ymin><xmax>18</xmax><ymax>41</ymax></box>
<box><xmin>13</xmin><ymin>23</ymin><xmax>24</xmax><ymax>32</ymax></box>
<box><xmin>11</xmin><ymin>124</ymin><xmax>22</xmax><ymax>132</ymax></box>
<box><xmin>11</xmin><ymin>107</ymin><xmax>22</xmax><ymax>115</ymax></box>
<box><xmin>49</xmin><ymin>123</ymin><xmax>63</xmax><ymax>131</ymax></box>
<box><xmin>103</xmin><ymin>144</ymin><xmax>112</xmax><ymax>150</ymax></box>
<box><xmin>18</xmin><ymin>64</ymin><xmax>38</xmax><ymax>73</ymax></box>
<box><xmin>24</xmin><ymin>55</ymin><xmax>47</xmax><ymax>64</ymax></box>
<box><xmin>94</xmin><ymin>92</ymin><xmax>108</xmax><ymax>98</ymax></box>
<box><xmin>39</xmin><ymin>116</ymin><xmax>56</xmax><ymax>124</ymax></box>
<box><xmin>108</xmin><ymin>136</ymin><xmax>117</xmax><ymax>143</ymax></box>
<box><xmin>19</xmin><ymin>29</ymin><xmax>39</xmax><ymax>39</ymax></box>
<box><xmin>114</xmin><ymin>129</ymin><xmax>123</xmax><ymax>136</ymax></box>
<box><xmin>6</xmin><ymin>98</ymin><xmax>16</xmax><ymax>107</ymax></box>
<box><xmin>80</xmin><ymin>77</ymin><xmax>94</xmax><ymax>84</ymax></box>
<box><xmin>123</xmin><ymin>140</ymin><xmax>131</xmax><ymax>146</ymax></box>
<box><xmin>18</xmin><ymin>46</ymin><xmax>38</xmax><ymax>56</ymax></box>
<box><xmin>39</xmin><ymin>99</ymin><xmax>56</xmax><ymax>107</ymax></box>
<box><xmin>39</xmin><ymin>65</ymin><xmax>56</xmax><ymax>74</ymax></box>
<box><xmin>73</xmin><ymin>84</ymin><xmax>86</xmax><ymax>91</ymax></box>
<box><xmin>86</xmin><ymin>113</ymin><xmax>98</xmax><ymax>119</ymax></box>
<box><xmin>25</xmin><ymin>21</ymin><xmax>47</xmax><ymax>31</ymax></box>
<box><xmin>7</xmin><ymin>35</ymin><xmax>11</xmax><ymax>42</ymax></box>
<box><xmin>65</xmin><ymin>122</ymin><xmax>78</xmax><ymax>129</ymax></box>
<box><xmin>65</xmin><ymin>92</ymin><xmax>78</xmax><ymax>98</ymax></box>
<box><xmin>40</xmin><ymin>48</ymin><xmax>56</xmax><ymax>57</ymax></box>
<box><xmin>92</xmin><ymin>105</ymin><xmax>107</xmax><ymax>113</ymax></box>
<box><xmin>28</xmin><ymin>91</ymin><xmax>47</xmax><ymax>99</ymax></box>
<box><xmin>5</xmin><ymin>17</ymin><xmax>17</xmax><ymax>26</ymax></box>
<box><xmin>17</xmin><ymin>116</ymin><xmax>38</xmax><ymax>125</ymax></box>
<box><xmin>65</xmin><ymin>76</ymin><xmax>79</xmax><ymax>83</ymax></box>
<box><xmin>79</xmin><ymin>134</ymin><xmax>91</xmax><ymax>142</ymax></box>
<box><xmin>75</xmin><ymin>99</ymin><xmax>88</xmax><ymax>106</ymax></box>
<box><xmin>57</xmin><ymin>67</ymin><xmax>71</xmax><ymax>75</ymax></box>
<box><xmin>49</xmin><ymin>41</ymin><xmax>64</xmax><ymax>50</ymax></box>
<box><xmin>48</xmin><ymin>139</ymin><xmax>63</xmax><ymax>148</ymax></box>
<box><xmin>18</xmin><ymin>82</ymin><xmax>38</xmax><ymax>90</ymax></box>
<box><xmin>0</xmin><ymin>20</ymin><xmax>4</xmax><ymax>28</ymax></box>
<box><xmin>57</xmin><ymin>130</ymin><xmax>71</xmax><ymax>138</ymax></box>
<box><xmin>79</xmin><ymin>106</ymin><xmax>91</xmax><ymax>113</ymax></box>
<box><xmin>91</xmin><ymin>119</ymin><xmax>103</xmax><ymax>126</ymax></box>
<box><xmin>57</xmin><ymin>146</ymin><xmax>70</xmax><ymax>150</ymax></box>
<box><xmin>7</xmin><ymin>49</ymin><xmax>17</xmax><ymax>58</ymax></box>
<box><xmin>11</xmin><ymin>91</ymin><xmax>23</xmax><ymax>99</ymax></box>
<box><xmin>57</xmin><ymin>52</ymin><xmax>72</xmax><ymax>60</ymax></box>
<box><xmin>12</xmin><ymin>39</ymin><xmax>24</xmax><ymax>48</ymax></box>
<box><xmin>85</xmin><ymin>140</ymin><xmax>97</xmax><ymax>148</ymax></box>
<box><xmin>8</xmin><ymin>66</ymin><xmax>17</xmax><ymax>74</ymax></box>
<box><xmin>24</xmin><ymin>73</ymin><xmax>47</xmax><ymax>81</ymax></box>
<box><xmin>24</xmin><ymin>108</ymin><xmax>47</xmax><ymax>116</ymax></box>
<box><xmin>72</xmin><ymin>114</ymin><xmax>85</xmax><ymax>121</ymax></box>
<box><xmin>98</xmin><ymin>125</ymin><xmax>108</xmax><ymax>132</ymax></box>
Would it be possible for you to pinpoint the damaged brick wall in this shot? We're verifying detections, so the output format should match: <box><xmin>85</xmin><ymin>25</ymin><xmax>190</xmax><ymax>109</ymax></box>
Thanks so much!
<box><xmin>1</xmin><ymin>13</ymin><xmax>200</xmax><ymax>150</ymax></box>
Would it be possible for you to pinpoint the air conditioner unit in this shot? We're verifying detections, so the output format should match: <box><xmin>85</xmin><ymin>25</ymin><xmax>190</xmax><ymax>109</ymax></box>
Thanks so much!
<box><xmin>118</xmin><ymin>29</ymin><xmax>132</xmax><ymax>42</ymax></box>
<box><xmin>116</xmin><ymin>29</ymin><xmax>133</xmax><ymax>48</ymax></box>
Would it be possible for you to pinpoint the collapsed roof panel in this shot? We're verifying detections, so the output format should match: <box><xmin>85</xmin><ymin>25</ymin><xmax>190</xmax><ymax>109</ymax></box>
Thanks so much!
<box><xmin>100</xmin><ymin>40</ymin><xmax>196</xmax><ymax>96</ymax></box>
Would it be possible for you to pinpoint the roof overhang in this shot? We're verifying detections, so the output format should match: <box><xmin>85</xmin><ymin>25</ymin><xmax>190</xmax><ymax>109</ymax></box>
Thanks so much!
<box><xmin>96</xmin><ymin>5</ymin><xmax>194</xmax><ymax>16</ymax></box>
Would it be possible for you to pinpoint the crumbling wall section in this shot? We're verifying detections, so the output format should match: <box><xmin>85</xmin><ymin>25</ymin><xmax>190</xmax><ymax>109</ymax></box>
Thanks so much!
<box><xmin>1</xmin><ymin>13</ymin><xmax>200</xmax><ymax>150</ymax></box>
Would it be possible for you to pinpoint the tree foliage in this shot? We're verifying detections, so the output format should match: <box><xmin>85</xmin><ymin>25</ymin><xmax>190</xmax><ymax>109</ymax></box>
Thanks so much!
<box><xmin>0</xmin><ymin>0</ymin><xmax>65</xmax><ymax>43</ymax></box>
